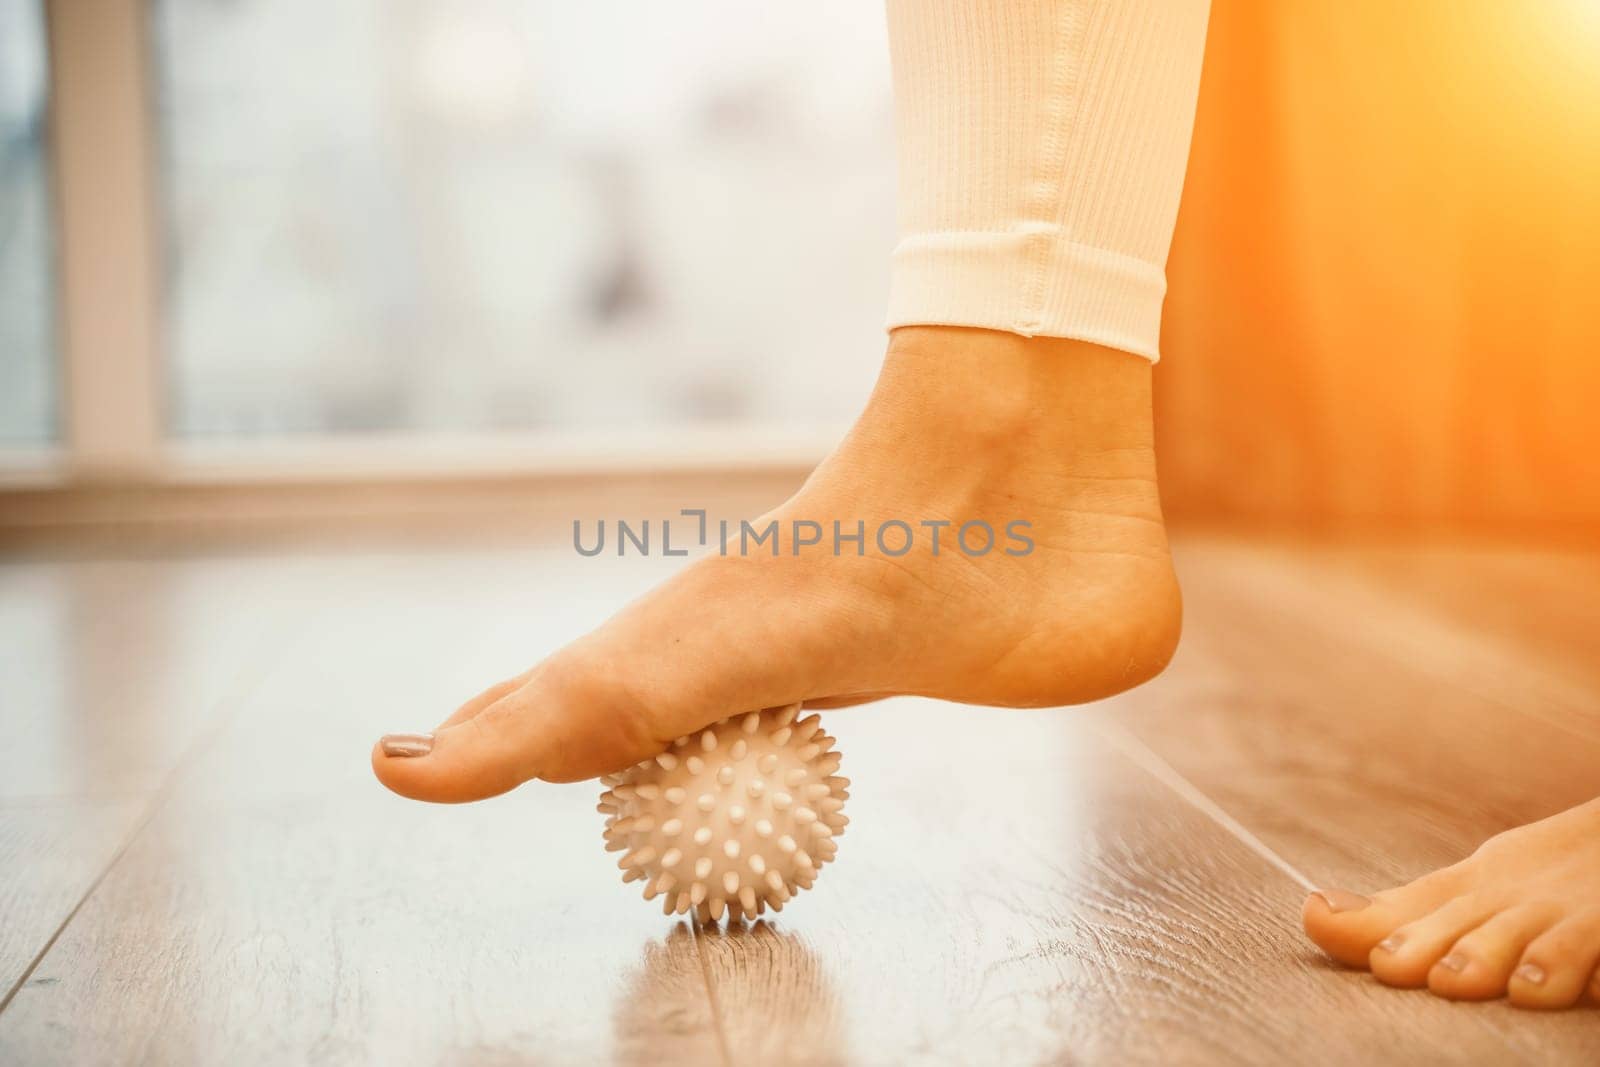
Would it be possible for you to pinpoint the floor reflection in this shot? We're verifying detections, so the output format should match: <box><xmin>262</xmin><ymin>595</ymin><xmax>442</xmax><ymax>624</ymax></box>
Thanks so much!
<box><xmin>616</xmin><ymin>920</ymin><xmax>844</xmax><ymax>1064</ymax></box>
<box><xmin>612</xmin><ymin>923</ymin><xmax>717</xmax><ymax>1065</ymax></box>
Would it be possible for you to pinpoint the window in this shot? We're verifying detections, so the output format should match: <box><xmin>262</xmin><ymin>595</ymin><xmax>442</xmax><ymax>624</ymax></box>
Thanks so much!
<box><xmin>0</xmin><ymin>0</ymin><xmax>55</xmax><ymax>446</ymax></box>
<box><xmin>153</xmin><ymin>0</ymin><xmax>895</xmax><ymax>441</ymax></box>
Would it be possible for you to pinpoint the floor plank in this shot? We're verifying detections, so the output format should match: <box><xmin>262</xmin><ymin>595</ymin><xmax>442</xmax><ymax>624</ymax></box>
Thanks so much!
<box><xmin>4</xmin><ymin>535</ymin><xmax>1598</xmax><ymax>1063</ymax></box>
<box><xmin>1106</xmin><ymin>537</ymin><xmax>1600</xmax><ymax>1059</ymax></box>
<box><xmin>1320</xmin><ymin>542</ymin><xmax>1600</xmax><ymax>691</ymax></box>
<box><xmin>0</xmin><ymin>550</ymin><xmax>361</xmax><ymax>1005</ymax></box>
<box><xmin>0</xmin><ymin>552</ymin><xmax>349</xmax><ymax>801</ymax></box>
<box><xmin>1113</xmin><ymin>538</ymin><xmax>1600</xmax><ymax>879</ymax></box>
<box><xmin>0</xmin><ymin>547</ymin><xmax>721</xmax><ymax>1065</ymax></box>
<box><xmin>0</xmin><ymin>801</ymin><xmax>145</xmax><ymax>1003</ymax></box>
<box><xmin>696</xmin><ymin>701</ymin><xmax>1548</xmax><ymax>1064</ymax></box>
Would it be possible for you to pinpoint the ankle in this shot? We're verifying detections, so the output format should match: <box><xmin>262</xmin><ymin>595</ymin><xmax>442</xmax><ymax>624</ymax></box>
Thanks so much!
<box><xmin>877</xmin><ymin>326</ymin><xmax>1158</xmax><ymax>472</ymax></box>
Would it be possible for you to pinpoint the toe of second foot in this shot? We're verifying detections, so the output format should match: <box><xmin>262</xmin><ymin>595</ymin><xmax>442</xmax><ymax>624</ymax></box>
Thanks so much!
<box><xmin>1504</xmin><ymin>957</ymin><xmax>1599</xmax><ymax>1010</ymax></box>
<box><xmin>1503</xmin><ymin>915</ymin><xmax>1600</xmax><ymax>1009</ymax></box>
<box><xmin>1425</xmin><ymin>953</ymin><xmax>1511</xmax><ymax>1001</ymax></box>
<box><xmin>1301</xmin><ymin>889</ymin><xmax>1385</xmax><ymax>969</ymax></box>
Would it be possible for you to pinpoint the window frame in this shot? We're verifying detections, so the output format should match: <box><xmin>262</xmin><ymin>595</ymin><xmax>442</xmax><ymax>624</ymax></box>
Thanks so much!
<box><xmin>46</xmin><ymin>0</ymin><xmax>163</xmax><ymax>478</ymax></box>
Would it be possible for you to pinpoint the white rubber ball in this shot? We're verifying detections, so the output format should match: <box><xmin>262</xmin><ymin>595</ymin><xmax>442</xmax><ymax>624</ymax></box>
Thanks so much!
<box><xmin>599</xmin><ymin>703</ymin><xmax>849</xmax><ymax>921</ymax></box>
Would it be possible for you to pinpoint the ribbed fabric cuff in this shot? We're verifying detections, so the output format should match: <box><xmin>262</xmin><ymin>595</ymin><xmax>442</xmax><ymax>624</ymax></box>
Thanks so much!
<box><xmin>885</xmin><ymin>229</ymin><xmax>1169</xmax><ymax>362</ymax></box>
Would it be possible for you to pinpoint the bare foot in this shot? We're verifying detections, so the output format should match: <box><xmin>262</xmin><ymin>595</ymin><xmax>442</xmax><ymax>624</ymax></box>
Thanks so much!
<box><xmin>1303</xmin><ymin>797</ymin><xmax>1600</xmax><ymax>1008</ymax></box>
<box><xmin>372</xmin><ymin>326</ymin><xmax>1181</xmax><ymax>801</ymax></box>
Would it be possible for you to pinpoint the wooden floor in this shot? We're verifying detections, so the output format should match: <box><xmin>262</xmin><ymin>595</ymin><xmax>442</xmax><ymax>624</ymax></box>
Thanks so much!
<box><xmin>2</xmin><ymin>531</ymin><xmax>1598</xmax><ymax>1064</ymax></box>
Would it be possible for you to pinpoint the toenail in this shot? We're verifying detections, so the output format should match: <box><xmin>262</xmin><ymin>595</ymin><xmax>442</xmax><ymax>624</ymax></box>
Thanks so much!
<box><xmin>1313</xmin><ymin>889</ymin><xmax>1371</xmax><ymax>914</ymax></box>
<box><xmin>381</xmin><ymin>733</ymin><xmax>435</xmax><ymax>757</ymax></box>
<box><xmin>1377</xmin><ymin>933</ymin><xmax>1405</xmax><ymax>954</ymax></box>
<box><xmin>1514</xmin><ymin>962</ymin><xmax>1546</xmax><ymax>985</ymax></box>
<box><xmin>1437</xmin><ymin>951</ymin><xmax>1469</xmax><ymax>973</ymax></box>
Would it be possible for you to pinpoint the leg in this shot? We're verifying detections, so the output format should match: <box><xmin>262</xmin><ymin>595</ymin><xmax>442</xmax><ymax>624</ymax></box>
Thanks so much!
<box><xmin>372</xmin><ymin>0</ymin><xmax>1210</xmax><ymax>801</ymax></box>
<box><xmin>886</xmin><ymin>0</ymin><xmax>1210</xmax><ymax>355</ymax></box>
<box><xmin>1304</xmin><ymin>798</ymin><xmax>1600</xmax><ymax>1008</ymax></box>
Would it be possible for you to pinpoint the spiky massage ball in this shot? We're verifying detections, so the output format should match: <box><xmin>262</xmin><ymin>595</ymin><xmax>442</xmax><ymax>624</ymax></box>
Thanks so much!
<box><xmin>599</xmin><ymin>703</ymin><xmax>848</xmax><ymax>921</ymax></box>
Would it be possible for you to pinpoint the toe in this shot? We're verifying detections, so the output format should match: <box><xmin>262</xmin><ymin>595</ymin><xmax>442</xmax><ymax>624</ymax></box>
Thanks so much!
<box><xmin>1507</xmin><ymin>912</ymin><xmax>1600</xmax><ymax>1009</ymax></box>
<box><xmin>1302</xmin><ymin>865</ymin><xmax>1467</xmax><ymax>969</ymax></box>
<box><xmin>1426</xmin><ymin>904</ymin><xmax>1559</xmax><ymax>1001</ymax></box>
<box><xmin>1301</xmin><ymin>888</ymin><xmax>1376</xmax><ymax>966</ymax></box>
<box><xmin>373</xmin><ymin>550</ymin><xmax>873</xmax><ymax>801</ymax></box>
<box><xmin>373</xmin><ymin>640</ymin><xmax>675</xmax><ymax>802</ymax></box>
<box><xmin>1368</xmin><ymin>893</ymin><xmax>1502</xmax><ymax>988</ymax></box>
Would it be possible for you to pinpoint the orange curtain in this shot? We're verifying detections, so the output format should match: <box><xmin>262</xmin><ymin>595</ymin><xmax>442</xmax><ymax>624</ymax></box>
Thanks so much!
<box><xmin>1158</xmin><ymin>0</ymin><xmax>1600</xmax><ymax>532</ymax></box>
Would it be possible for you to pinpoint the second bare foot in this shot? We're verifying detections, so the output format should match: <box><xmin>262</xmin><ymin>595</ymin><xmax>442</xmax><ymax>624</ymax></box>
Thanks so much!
<box><xmin>1304</xmin><ymin>798</ymin><xmax>1600</xmax><ymax>1009</ymax></box>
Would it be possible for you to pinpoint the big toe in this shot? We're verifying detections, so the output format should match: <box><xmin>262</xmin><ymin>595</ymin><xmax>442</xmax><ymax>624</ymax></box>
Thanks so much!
<box><xmin>372</xmin><ymin>644</ymin><xmax>671</xmax><ymax>802</ymax></box>
<box><xmin>1303</xmin><ymin>889</ymin><xmax>1381</xmax><ymax>967</ymax></box>
<box><xmin>1302</xmin><ymin>867</ymin><xmax>1466</xmax><ymax>969</ymax></box>
<box><xmin>371</xmin><ymin>556</ymin><xmax>860</xmax><ymax>802</ymax></box>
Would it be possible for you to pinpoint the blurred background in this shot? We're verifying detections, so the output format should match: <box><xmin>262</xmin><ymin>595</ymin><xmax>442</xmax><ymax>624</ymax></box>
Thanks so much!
<box><xmin>1</xmin><ymin>0</ymin><xmax>1597</xmax><ymax>531</ymax></box>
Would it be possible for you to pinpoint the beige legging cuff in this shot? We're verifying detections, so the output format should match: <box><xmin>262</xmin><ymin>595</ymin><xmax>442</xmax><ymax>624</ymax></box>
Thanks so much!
<box><xmin>885</xmin><ymin>0</ymin><xmax>1211</xmax><ymax>361</ymax></box>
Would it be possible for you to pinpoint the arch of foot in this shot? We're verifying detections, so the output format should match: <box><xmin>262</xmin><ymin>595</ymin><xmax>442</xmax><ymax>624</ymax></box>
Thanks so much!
<box><xmin>599</xmin><ymin>704</ymin><xmax>849</xmax><ymax>922</ymax></box>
